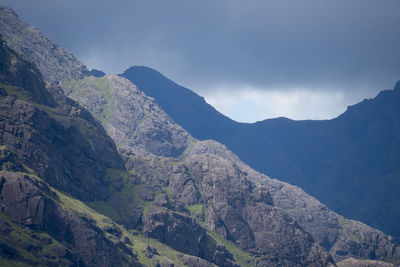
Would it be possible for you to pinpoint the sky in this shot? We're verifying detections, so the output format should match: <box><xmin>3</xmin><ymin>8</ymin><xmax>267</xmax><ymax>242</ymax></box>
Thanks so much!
<box><xmin>2</xmin><ymin>0</ymin><xmax>400</xmax><ymax>122</ymax></box>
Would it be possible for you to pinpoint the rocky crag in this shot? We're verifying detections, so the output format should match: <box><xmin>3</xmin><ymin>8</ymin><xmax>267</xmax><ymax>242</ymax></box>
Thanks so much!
<box><xmin>1</xmin><ymin>4</ymin><xmax>400</xmax><ymax>266</ymax></box>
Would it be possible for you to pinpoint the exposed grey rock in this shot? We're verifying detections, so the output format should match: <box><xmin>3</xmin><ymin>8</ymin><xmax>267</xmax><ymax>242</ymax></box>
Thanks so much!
<box><xmin>181</xmin><ymin>149</ymin><xmax>334</xmax><ymax>266</ymax></box>
<box><xmin>62</xmin><ymin>74</ymin><xmax>194</xmax><ymax>158</ymax></box>
<box><xmin>143</xmin><ymin>206</ymin><xmax>206</xmax><ymax>257</ymax></box>
<box><xmin>0</xmin><ymin>36</ymin><xmax>143</xmax><ymax>266</ymax></box>
<box><xmin>0</xmin><ymin>36</ymin><xmax>125</xmax><ymax>201</ymax></box>
<box><xmin>180</xmin><ymin>255</ymin><xmax>215</xmax><ymax>267</ymax></box>
<box><xmin>182</xmin><ymin>140</ymin><xmax>400</xmax><ymax>263</ymax></box>
<box><xmin>143</xmin><ymin>245</ymin><xmax>159</xmax><ymax>258</ymax></box>
<box><xmin>0</xmin><ymin>5</ymin><xmax>89</xmax><ymax>84</ymax></box>
<box><xmin>0</xmin><ymin>171</ymin><xmax>139</xmax><ymax>266</ymax></box>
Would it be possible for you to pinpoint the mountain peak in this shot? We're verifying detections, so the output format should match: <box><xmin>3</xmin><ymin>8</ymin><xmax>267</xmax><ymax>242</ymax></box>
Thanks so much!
<box><xmin>122</xmin><ymin>65</ymin><xmax>176</xmax><ymax>87</ymax></box>
<box><xmin>0</xmin><ymin>5</ymin><xmax>18</xmax><ymax>17</ymax></box>
<box><xmin>125</xmin><ymin>65</ymin><xmax>158</xmax><ymax>73</ymax></box>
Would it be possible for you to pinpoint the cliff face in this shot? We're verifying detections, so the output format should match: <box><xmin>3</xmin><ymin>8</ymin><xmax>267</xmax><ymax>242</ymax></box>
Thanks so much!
<box><xmin>1</xmin><ymin>4</ymin><xmax>400</xmax><ymax>267</ymax></box>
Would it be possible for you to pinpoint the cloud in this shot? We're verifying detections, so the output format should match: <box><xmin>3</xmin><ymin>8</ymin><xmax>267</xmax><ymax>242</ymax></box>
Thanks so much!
<box><xmin>2</xmin><ymin>0</ymin><xmax>400</xmax><ymax>121</ymax></box>
<box><xmin>203</xmin><ymin>85</ymin><xmax>376</xmax><ymax>122</ymax></box>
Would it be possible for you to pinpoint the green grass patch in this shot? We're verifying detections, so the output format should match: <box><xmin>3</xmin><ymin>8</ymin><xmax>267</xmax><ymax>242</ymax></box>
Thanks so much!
<box><xmin>283</xmin><ymin>206</ymin><xmax>303</xmax><ymax>213</ymax></box>
<box><xmin>349</xmin><ymin>232</ymin><xmax>364</xmax><ymax>243</ymax></box>
<box><xmin>208</xmin><ymin>231</ymin><xmax>254</xmax><ymax>267</ymax></box>
<box><xmin>51</xmin><ymin>188</ymin><xmax>193</xmax><ymax>266</ymax></box>
<box><xmin>62</xmin><ymin>76</ymin><xmax>116</xmax><ymax>123</ymax></box>
<box><xmin>22</xmin><ymin>164</ymin><xmax>35</xmax><ymax>174</ymax></box>
<box><xmin>186</xmin><ymin>204</ymin><xmax>205</xmax><ymax>221</ymax></box>
<box><xmin>0</xmin><ymin>212</ymin><xmax>61</xmax><ymax>266</ymax></box>
<box><xmin>53</xmin><ymin>188</ymin><xmax>113</xmax><ymax>229</ymax></box>
<box><xmin>0</xmin><ymin>83</ymin><xmax>31</xmax><ymax>102</ymax></box>
<box><xmin>89</xmin><ymin>169</ymin><xmax>156</xmax><ymax>224</ymax></box>
<box><xmin>127</xmin><ymin>233</ymin><xmax>189</xmax><ymax>266</ymax></box>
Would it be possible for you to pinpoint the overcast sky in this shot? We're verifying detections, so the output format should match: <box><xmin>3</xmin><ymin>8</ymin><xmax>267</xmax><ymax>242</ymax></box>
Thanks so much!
<box><xmin>3</xmin><ymin>0</ymin><xmax>400</xmax><ymax>122</ymax></box>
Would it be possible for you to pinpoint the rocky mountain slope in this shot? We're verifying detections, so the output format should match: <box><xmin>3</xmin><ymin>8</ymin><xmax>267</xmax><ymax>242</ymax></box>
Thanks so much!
<box><xmin>58</xmin><ymin>67</ymin><xmax>400</xmax><ymax>264</ymax></box>
<box><xmin>120</xmin><ymin>66</ymin><xmax>400</xmax><ymax>241</ymax></box>
<box><xmin>0</xmin><ymin>34</ymin><xmax>143</xmax><ymax>266</ymax></box>
<box><xmin>62</xmin><ymin>74</ymin><xmax>194</xmax><ymax>158</ymax></box>
<box><xmin>1</xmin><ymin>33</ymin><xmax>266</xmax><ymax>266</ymax></box>
<box><xmin>60</xmin><ymin>72</ymin><xmax>400</xmax><ymax>265</ymax></box>
<box><xmin>1</xmin><ymin>4</ymin><xmax>400</xmax><ymax>266</ymax></box>
<box><xmin>0</xmin><ymin>33</ymin><xmax>336</xmax><ymax>266</ymax></box>
<box><xmin>0</xmin><ymin>5</ymin><xmax>88</xmax><ymax>84</ymax></box>
<box><xmin>57</xmin><ymin>56</ymin><xmax>400</xmax><ymax>265</ymax></box>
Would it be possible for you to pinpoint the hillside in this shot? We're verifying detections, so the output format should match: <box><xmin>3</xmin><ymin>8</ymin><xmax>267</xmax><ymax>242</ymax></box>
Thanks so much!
<box><xmin>1</xmin><ymin>4</ymin><xmax>400</xmax><ymax>266</ymax></box>
<box><xmin>120</xmin><ymin>66</ymin><xmax>400</xmax><ymax>240</ymax></box>
<box><xmin>0</xmin><ymin>33</ymin><xmax>335</xmax><ymax>266</ymax></box>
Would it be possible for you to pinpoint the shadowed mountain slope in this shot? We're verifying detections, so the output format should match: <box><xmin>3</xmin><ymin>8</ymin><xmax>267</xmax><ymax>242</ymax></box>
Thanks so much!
<box><xmin>121</xmin><ymin>66</ymin><xmax>400</xmax><ymax>241</ymax></box>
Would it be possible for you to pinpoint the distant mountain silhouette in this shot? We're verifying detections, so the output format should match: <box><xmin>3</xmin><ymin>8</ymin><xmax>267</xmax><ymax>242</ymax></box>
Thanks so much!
<box><xmin>121</xmin><ymin>66</ymin><xmax>400</xmax><ymax>240</ymax></box>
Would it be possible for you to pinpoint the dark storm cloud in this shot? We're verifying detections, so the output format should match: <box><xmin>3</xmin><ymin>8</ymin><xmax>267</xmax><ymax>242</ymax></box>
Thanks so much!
<box><xmin>3</xmin><ymin>0</ymin><xmax>400</xmax><ymax>95</ymax></box>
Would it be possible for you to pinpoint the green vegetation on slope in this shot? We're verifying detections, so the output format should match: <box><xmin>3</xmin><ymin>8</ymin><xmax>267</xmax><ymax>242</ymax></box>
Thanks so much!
<box><xmin>63</xmin><ymin>76</ymin><xmax>116</xmax><ymax>123</ymax></box>
<box><xmin>208</xmin><ymin>231</ymin><xmax>254</xmax><ymax>267</ymax></box>
<box><xmin>51</xmin><ymin>179</ymin><xmax>200</xmax><ymax>267</ymax></box>
<box><xmin>0</xmin><ymin>212</ymin><xmax>71</xmax><ymax>267</ymax></box>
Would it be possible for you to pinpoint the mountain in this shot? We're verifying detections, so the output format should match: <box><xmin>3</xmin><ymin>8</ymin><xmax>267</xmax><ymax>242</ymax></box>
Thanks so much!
<box><xmin>120</xmin><ymin>66</ymin><xmax>240</xmax><ymax>142</ymax></box>
<box><xmin>0</xmin><ymin>34</ymin><xmax>143</xmax><ymax>266</ymax></box>
<box><xmin>1</xmin><ymin>31</ymin><xmax>273</xmax><ymax>266</ymax></box>
<box><xmin>120</xmin><ymin>66</ymin><xmax>400</xmax><ymax>241</ymax></box>
<box><xmin>0</xmin><ymin>5</ymin><xmax>89</xmax><ymax>84</ymax></box>
<box><xmin>2</xmin><ymin>4</ymin><xmax>400</xmax><ymax>266</ymax></box>
<box><xmin>60</xmin><ymin>71</ymin><xmax>400</xmax><ymax>265</ymax></box>
<box><xmin>0</xmin><ymin>33</ymin><xmax>336</xmax><ymax>267</ymax></box>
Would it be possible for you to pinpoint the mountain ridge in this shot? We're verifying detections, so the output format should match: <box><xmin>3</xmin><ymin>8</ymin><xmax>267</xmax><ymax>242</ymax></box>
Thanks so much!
<box><xmin>120</xmin><ymin>65</ymin><xmax>400</xmax><ymax>240</ymax></box>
